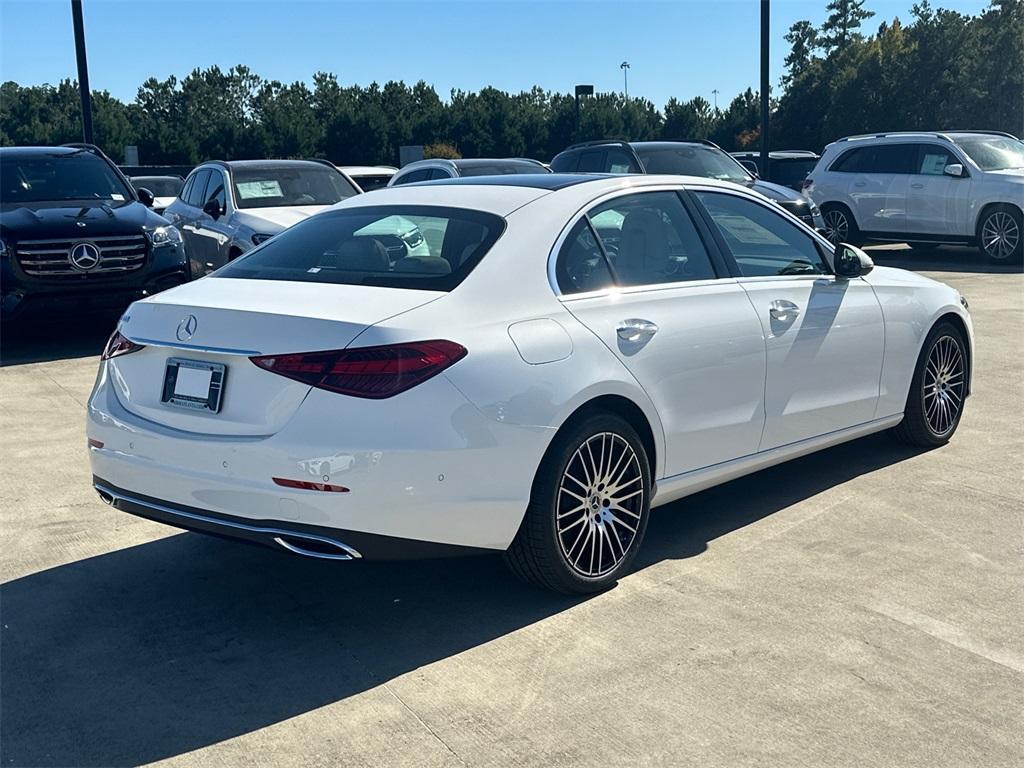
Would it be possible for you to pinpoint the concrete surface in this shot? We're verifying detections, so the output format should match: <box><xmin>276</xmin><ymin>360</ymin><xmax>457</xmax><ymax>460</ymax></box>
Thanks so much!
<box><xmin>1</xmin><ymin>245</ymin><xmax>1022</xmax><ymax>767</ymax></box>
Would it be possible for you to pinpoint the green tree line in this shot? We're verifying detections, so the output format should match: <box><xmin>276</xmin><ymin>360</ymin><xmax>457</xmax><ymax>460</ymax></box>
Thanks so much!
<box><xmin>1</xmin><ymin>0</ymin><xmax>1020</xmax><ymax>165</ymax></box>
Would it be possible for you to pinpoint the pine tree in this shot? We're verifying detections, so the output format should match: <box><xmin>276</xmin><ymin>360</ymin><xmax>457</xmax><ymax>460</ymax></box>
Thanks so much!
<box><xmin>820</xmin><ymin>0</ymin><xmax>875</xmax><ymax>51</ymax></box>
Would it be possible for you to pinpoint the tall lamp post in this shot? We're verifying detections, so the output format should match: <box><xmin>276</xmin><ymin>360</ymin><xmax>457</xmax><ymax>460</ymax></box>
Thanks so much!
<box><xmin>71</xmin><ymin>0</ymin><xmax>93</xmax><ymax>144</ymax></box>
<box><xmin>574</xmin><ymin>84</ymin><xmax>594</xmax><ymax>141</ymax></box>
<box><xmin>620</xmin><ymin>61</ymin><xmax>630</xmax><ymax>100</ymax></box>
<box><xmin>759</xmin><ymin>0</ymin><xmax>770</xmax><ymax>181</ymax></box>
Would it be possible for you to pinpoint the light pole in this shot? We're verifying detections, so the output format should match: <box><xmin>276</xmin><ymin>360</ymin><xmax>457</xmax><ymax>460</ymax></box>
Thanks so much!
<box><xmin>760</xmin><ymin>0</ymin><xmax>770</xmax><ymax>181</ymax></box>
<box><xmin>620</xmin><ymin>61</ymin><xmax>630</xmax><ymax>100</ymax></box>
<box><xmin>712</xmin><ymin>89</ymin><xmax>719</xmax><ymax>112</ymax></box>
<box><xmin>574</xmin><ymin>84</ymin><xmax>594</xmax><ymax>141</ymax></box>
<box><xmin>70</xmin><ymin>0</ymin><xmax>93</xmax><ymax>144</ymax></box>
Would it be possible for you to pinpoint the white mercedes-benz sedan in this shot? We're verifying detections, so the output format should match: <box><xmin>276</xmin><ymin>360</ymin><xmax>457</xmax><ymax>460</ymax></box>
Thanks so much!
<box><xmin>87</xmin><ymin>174</ymin><xmax>973</xmax><ymax>593</ymax></box>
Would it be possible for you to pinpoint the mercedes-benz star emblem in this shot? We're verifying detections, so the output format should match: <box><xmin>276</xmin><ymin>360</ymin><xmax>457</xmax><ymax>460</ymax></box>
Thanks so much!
<box><xmin>176</xmin><ymin>314</ymin><xmax>198</xmax><ymax>342</ymax></box>
<box><xmin>69</xmin><ymin>241</ymin><xmax>100</xmax><ymax>271</ymax></box>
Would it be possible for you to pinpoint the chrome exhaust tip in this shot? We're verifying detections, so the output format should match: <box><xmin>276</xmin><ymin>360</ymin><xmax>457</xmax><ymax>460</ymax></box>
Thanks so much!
<box><xmin>272</xmin><ymin>534</ymin><xmax>361</xmax><ymax>561</ymax></box>
<box><xmin>97</xmin><ymin>489</ymin><xmax>115</xmax><ymax>505</ymax></box>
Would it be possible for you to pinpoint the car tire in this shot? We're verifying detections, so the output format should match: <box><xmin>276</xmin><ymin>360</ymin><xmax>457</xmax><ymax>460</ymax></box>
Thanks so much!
<box><xmin>891</xmin><ymin>321</ymin><xmax>968</xmax><ymax>448</ymax></box>
<box><xmin>821</xmin><ymin>204</ymin><xmax>860</xmax><ymax>246</ymax></box>
<box><xmin>504</xmin><ymin>413</ymin><xmax>651</xmax><ymax>594</ymax></box>
<box><xmin>976</xmin><ymin>205</ymin><xmax>1023</xmax><ymax>264</ymax></box>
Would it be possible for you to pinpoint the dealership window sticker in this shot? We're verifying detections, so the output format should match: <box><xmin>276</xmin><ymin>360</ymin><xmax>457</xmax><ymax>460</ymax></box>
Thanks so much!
<box><xmin>237</xmin><ymin>180</ymin><xmax>284</xmax><ymax>199</ymax></box>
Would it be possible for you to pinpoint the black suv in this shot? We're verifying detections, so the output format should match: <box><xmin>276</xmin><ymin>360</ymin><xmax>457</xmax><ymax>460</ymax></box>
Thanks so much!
<box><xmin>551</xmin><ymin>140</ymin><xmax>825</xmax><ymax>230</ymax></box>
<box><xmin>1</xmin><ymin>145</ymin><xmax>190</xmax><ymax>321</ymax></box>
<box><xmin>731</xmin><ymin>150</ymin><xmax>821</xmax><ymax>191</ymax></box>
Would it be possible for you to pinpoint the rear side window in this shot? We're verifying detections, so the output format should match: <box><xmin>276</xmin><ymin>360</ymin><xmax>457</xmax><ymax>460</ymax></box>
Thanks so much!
<box><xmin>829</xmin><ymin>148</ymin><xmax>863</xmax><ymax>172</ymax></box>
<box><xmin>215</xmin><ymin>206</ymin><xmax>505</xmax><ymax>292</ymax></box>
<box><xmin>393</xmin><ymin>169</ymin><xmax>431</xmax><ymax>185</ymax></box>
<box><xmin>695</xmin><ymin>191</ymin><xmax>829</xmax><ymax>277</ymax></box>
<box><xmin>861</xmin><ymin>144</ymin><xmax>915</xmax><ymax>174</ymax></box>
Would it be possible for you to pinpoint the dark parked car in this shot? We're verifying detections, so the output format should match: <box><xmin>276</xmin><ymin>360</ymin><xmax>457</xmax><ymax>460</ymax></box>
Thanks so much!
<box><xmin>1</xmin><ymin>145</ymin><xmax>190</xmax><ymax>321</ymax></box>
<box><xmin>550</xmin><ymin>140</ymin><xmax>824</xmax><ymax>230</ymax></box>
<box><xmin>731</xmin><ymin>150</ymin><xmax>821</xmax><ymax>191</ymax></box>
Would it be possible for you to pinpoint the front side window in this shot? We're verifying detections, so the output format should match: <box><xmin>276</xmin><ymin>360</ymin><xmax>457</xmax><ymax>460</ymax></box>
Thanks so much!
<box><xmin>556</xmin><ymin>191</ymin><xmax>717</xmax><ymax>294</ymax></box>
<box><xmin>955</xmin><ymin>137</ymin><xmax>1024</xmax><ymax>171</ymax></box>
<box><xmin>215</xmin><ymin>206</ymin><xmax>504</xmax><ymax>291</ymax></box>
<box><xmin>916</xmin><ymin>144</ymin><xmax>957</xmax><ymax>175</ymax></box>
<box><xmin>695</xmin><ymin>191</ymin><xmax>829</xmax><ymax>277</ymax></box>
<box><xmin>0</xmin><ymin>150</ymin><xmax>134</xmax><ymax>204</ymax></box>
<box><xmin>185</xmin><ymin>170</ymin><xmax>211</xmax><ymax>207</ymax></box>
<box><xmin>205</xmin><ymin>172</ymin><xmax>227</xmax><ymax>210</ymax></box>
<box><xmin>231</xmin><ymin>165</ymin><xmax>358</xmax><ymax>209</ymax></box>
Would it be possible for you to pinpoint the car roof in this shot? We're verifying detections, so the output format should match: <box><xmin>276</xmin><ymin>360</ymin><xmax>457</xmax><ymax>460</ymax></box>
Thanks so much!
<box><xmin>732</xmin><ymin>150</ymin><xmax>820</xmax><ymax>159</ymax></box>
<box><xmin>335</xmin><ymin>173</ymin><xmax>748</xmax><ymax>216</ymax></box>
<box><xmin>0</xmin><ymin>145</ymin><xmax>96</xmax><ymax>157</ymax></box>
<box><xmin>205</xmin><ymin>159</ymin><xmax>336</xmax><ymax>170</ymax></box>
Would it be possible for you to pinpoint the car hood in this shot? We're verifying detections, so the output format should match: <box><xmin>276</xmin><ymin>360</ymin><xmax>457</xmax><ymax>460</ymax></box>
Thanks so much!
<box><xmin>234</xmin><ymin>205</ymin><xmax>330</xmax><ymax>234</ymax></box>
<box><xmin>749</xmin><ymin>179</ymin><xmax>805</xmax><ymax>203</ymax></box>
<box><xmin>0</xmin><ymin>200</ymin><xmax>169</xmax><ymax>240</ymax></box>
<box><xmin>983</xmin><ymin>168</ymin><xmax>1024</xmax><ymax>180</ymax></box>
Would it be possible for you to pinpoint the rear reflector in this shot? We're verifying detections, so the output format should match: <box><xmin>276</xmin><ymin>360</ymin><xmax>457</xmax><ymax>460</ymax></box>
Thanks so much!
<box><xmin>251</xmin><ymin>340</ymin><xmax>467</xmax><ymax>399</ymax></box>
<box><xmin>87</xmin><ymin>438</ymin><xmax>104</xmax><ymax>449</ymax></box>
<box><xmin>273</xmin><ymin>478</ymin><xmax>350</xmax><ymax>493</ymax></box>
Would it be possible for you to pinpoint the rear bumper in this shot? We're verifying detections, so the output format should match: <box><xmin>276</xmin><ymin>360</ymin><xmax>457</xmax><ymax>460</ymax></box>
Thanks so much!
<box><xmin>86</xmin><ymin>359</ymin><xmax>552</xmax><ymax>553</ymax></box>
<box><xmin>93</xmin><ymin>477</ymin><xmax>490</xmax><ymax>560</ymax></box>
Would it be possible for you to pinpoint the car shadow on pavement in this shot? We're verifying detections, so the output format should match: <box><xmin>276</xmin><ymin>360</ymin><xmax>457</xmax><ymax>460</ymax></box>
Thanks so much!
<box><xmin>864</xmin><ymin>245</ymin><xmax>1022</xmax><ymax>275</ymax></box>
<box><xmin>0</xmin><ymin>433</ymin><xmax>923</xmax><ymax>767</ymax></box>
<box><xmin>1</xmin><ymin>312</ymin><xmax>116</xmax><ymax>366</ymax></box>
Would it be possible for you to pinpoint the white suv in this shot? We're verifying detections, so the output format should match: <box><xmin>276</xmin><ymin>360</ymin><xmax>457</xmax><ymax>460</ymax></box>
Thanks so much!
<box><xmin>806</xmin><ymin>131</ymin><xmax>1023</xmax><ymax>263</ymax></box>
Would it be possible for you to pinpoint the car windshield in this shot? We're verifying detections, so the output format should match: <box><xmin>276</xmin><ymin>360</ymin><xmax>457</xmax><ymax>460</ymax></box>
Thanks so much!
<box><xmin>231</xmin><ymin>165</ymin><xmax>359</xmax><ymax>209</ymax></box>
<box><xmin>214</xmin><ymin>205</ymin><xmax>505</xmax><ymax>291</ymax></box>
<box><xmin>0</xmin><ymin>150</ymin><xmax>134</xmax><ymax>204</ymax></box>
<box><xmin>130</xmin><ymin>177</ymin><xmax>183</xmax><ymax>197</ymax></box>
<box><xmin>636</xmin><ymin>146</ymin><xmax>751</xmax><ymax>182</ymax></box>
<box><xmin>955</xmin><ymin>137</ymin><xmax>1024</xmax><ymax>171</ymax></box>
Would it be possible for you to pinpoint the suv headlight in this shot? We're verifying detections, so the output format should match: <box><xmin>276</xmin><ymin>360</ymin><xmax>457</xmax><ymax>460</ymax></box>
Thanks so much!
<box><xmin>151</xmin><ymin>225</ymin><xmax>182</xmax><ymax>246</ymax></box>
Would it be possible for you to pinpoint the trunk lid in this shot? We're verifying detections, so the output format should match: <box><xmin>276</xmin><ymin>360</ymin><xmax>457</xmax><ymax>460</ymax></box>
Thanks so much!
<box><xmin>111</xmin><ymin>278</ymin><xmax>443</xmax><ymax>436</ymax></box>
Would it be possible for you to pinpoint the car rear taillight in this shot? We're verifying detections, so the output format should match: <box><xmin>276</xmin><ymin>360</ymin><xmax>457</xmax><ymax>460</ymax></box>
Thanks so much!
<box><xmin>250</xmin><ymin>340</ymin><xmax>467</xmax><ymax>399</ymax></box>
<box><xmin>102</xmin><ymin>330</ymin><xmax>144</xmax><ymax>360</ymax></box>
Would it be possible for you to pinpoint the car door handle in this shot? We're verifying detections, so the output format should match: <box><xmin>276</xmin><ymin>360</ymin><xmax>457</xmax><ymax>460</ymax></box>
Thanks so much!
<box><xmin>616</xmin><ymin>319</ymin><xmax>658</xmax><ymax>342</ymax></box>
<box><xmin>911</xmin><ymin>182</ymin><xmax>925</xmax><ymax>189</ymax></box>
<box><xmin>769</xmin><ymin>300</ymin><xmax>801</xmax><ymax>320</ymax></box>
<box><xmin>854</xmin><ymin>181</ymin><xmax>866</xmax><ymax>187</ymax></box>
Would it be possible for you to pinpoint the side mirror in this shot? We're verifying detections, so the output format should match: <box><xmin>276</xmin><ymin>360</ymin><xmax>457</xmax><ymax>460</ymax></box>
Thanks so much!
<box><xmin>739</xmin><ymin>160</ymin><xmax>760</xmax><ymax>178</ymax></box>
<box><xmin>136</xmin><ymin>187</ymin><xmax>154</xmax><ymax>207</ymax></box>
<box><xmin>834</xmin><ymin>242</ymin><xmax>874</xmax><ymax>279</ymax></box>
<box><xmin>943</xmin><ymin>163</ymin><xmax>966</xmax><ymax>178</ymax></box>
<box><xmin>203</xmin><ymin>199</ymin><xmax>223</xmax><ymax>219</ymax></box>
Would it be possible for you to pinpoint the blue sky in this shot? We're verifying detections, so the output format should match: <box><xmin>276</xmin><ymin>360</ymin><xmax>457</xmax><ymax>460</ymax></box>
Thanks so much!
<box><xmin>0</xmin><ymin>0</ymin><xmax>990</xmax><ymax>108</ymax></box>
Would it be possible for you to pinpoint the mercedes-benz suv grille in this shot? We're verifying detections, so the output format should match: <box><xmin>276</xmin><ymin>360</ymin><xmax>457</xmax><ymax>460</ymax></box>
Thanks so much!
<box><xmin>15</xmin><ymin>235</ymin><xmax>148</xmax><ymax>277</ymax></box>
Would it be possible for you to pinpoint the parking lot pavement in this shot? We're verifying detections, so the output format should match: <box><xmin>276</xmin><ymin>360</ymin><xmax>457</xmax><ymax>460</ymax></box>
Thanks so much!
<box><xmin>1</xmin><ymin>245</ymin><xmax>1021</xmax><ymax>768</ymax></box>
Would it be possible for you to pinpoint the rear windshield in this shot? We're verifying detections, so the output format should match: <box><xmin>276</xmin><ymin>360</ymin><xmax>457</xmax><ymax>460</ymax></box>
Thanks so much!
<box><xmin>1</xmin><ymin>150</ymin><xmax>134</xmax><ymax>204</ymax></box>
<box><xmin>232</xmin><ymin>165</ymin><xmax>359</xmax><ymax>209</ymax></box>
<box><xmin>215</xmin><ymin>205</ymin><xmax>505</xmax><ymax>292</ymax></box>
<box><xmin>771</xmin><ymin>159</ymin><xmax>818</xmax><ymax>186</ymax></box>
<box><xmin>350</xmin><ymin>174</ymin><xmax>393</xmax><ymax>192</ymax></box>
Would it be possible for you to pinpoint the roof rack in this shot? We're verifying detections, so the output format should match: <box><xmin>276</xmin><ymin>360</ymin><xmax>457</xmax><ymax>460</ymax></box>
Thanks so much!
<box><xmin>943</xmin><ymin>130</ymin><xmax>1019</xmax><ymax>140</ymax></box>
<box><xmin>304</xmin><ymin>157</ymin><xmax>339</xmax><ymax>168</ymax></box>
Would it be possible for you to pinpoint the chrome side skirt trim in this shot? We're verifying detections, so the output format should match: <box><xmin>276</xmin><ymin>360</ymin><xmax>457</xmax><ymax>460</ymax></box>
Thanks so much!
<box><xmin>94</xmin><ymin>482</ymin><xmax>362</xmax><ymax>560</ymax></box>
<box><xmin>651</xmin><ymin>414</ymin><xmax>903</xmax><ymax>508</ymax></box>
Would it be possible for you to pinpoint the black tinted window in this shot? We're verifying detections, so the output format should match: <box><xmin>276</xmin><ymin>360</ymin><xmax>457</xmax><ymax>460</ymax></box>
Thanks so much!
<box><xmin>695</xmin><ymin>192</ymin><xmax>828</xmax><ymax>277</ymax></box>
<box><xmin>860</xmin><ymin>144</ymin><xmax>915</xmax><ymax>174</ymax></box>
<box><xmin>185</xmin><ymin>170</ymin><xmax>211</xmax><ymax>207</ymax></box>
<box><xmin>555</xmin><ymin>219</ymin><xmax>615</xmax><ymax>294</ymax></box>
<box><xmin>178</xmin><ymin>174</ymin><xmax>194</xmax><ymax>202</ymax></box>
<box><xmin>830</xmin><ymin>148</ymin><xmax>863</xmax><ymax>172</ymax></box>
<box><xmin>0</xmin><ymin>150</ymin><xmax>133</xmax><ymax>204</ymax></box>
<box><xmin>215</xmin><ymin>206</ymin><xmax>505</xmax><ymax>292</ymax></box>
<box><xmin>576</xmin><ymin>150</ymin><xmax>605</xmax><ymax>173</ymax></box>
<box><xmin>393</xmin><ymin>169</ymin><xmax>431</xmax><ymax>185</ymax></box>
<box><xmin>550</xmin><ymin>151</ymin><xmax>578</xmax><ymax>172</ymax></box>
<box><xmin>205</xmin><ymin>172</ymin><xmax>227</xmax><ymax>209</ymax></box>
<box><xmin>771</xmin><ymin>159</ymin><xmax>818</xmax><ymax>185</ymax></box>
<box><xmin>429</xmin><ymin>168</ymin><xmax>453</xmax><ymax>180</ymax></box>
